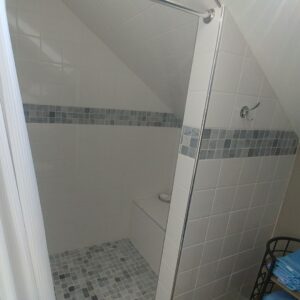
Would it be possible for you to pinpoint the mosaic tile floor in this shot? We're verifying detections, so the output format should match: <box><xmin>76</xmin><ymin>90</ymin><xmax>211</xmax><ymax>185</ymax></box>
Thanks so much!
<box><xmin>50</xmin><ymin>239</ymin><xmax>158</xmax><ymax>300</ymax></box>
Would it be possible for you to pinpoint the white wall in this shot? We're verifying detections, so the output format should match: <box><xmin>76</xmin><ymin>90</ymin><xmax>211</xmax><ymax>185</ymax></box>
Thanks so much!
<box><xmin>224</xmin><ymin>0</ymin><xmax>300</xmax><ymax>136</ymax></box>
<box><xmin>275</xmin><ymin>150</ymin><xmax>300</xmax><ymax>238</ymax></box>
<box><xmin>6</xmin><ymin>0</ymin><xmax>170</xmax><ymax>112</ymax></box>
<box><xmin>6</xmin><ymin>0</ymin><xmax>185</xmax><ymax>254</ymax></box>
<box><xmin>28</xmin><ymin>124</ymin><xmax>180</xmax><ymax>253</ymax></box>
<box><xmin>63</xmin><ymin>0</ymin><xmax>199</xmax><ymax>118</ymax></box>
<box><xmin>172</xmin><ymin>10</ymin><xmax>296</xmax><ymax>300</ymax></box>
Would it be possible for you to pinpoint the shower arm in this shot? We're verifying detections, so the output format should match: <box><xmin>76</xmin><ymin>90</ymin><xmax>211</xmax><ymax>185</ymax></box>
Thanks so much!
<box><xmin>149</xmin><ymin>0</ymin><xmax>215</xmax><ymax>23</ymax></box>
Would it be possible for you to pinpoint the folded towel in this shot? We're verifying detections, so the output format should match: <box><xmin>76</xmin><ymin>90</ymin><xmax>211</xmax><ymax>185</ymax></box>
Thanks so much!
<box><xmin>263</xmin><ymin>291</ymin><xmax>296</xmax><ymax>300</ymax></box>
<box><xmin>277</xmin><ymin>250</ymin><xmax>300</xmax><ymax>274</ymax></box>
<box><xmin>271</xmin><ymin>250</ymin><xmax>300</xmax><ymax>290</ymax></box>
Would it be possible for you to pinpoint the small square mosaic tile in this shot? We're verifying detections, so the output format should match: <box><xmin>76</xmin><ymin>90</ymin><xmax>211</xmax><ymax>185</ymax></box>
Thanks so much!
<box><xmin>50</xmin><ymin>239</ymin><xmax>158</xmax><ymax>300</ymax></box>
<box><xmin>179</xmin><ymin>126</ymin><xmax>299</xmax><ymax>160</ymax></box>
<box><xmin>178</xmin><ymin>126</ymin><xmax>201</xmax><ymax>158</ymax></box>
<box><xmin>23</xmin><ymin>104</ymin><xmax>182</xmax><ymax>128</ymax></box>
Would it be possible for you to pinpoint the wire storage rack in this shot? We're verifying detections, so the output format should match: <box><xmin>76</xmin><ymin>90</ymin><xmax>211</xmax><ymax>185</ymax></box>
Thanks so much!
<box><xmin>250</xmin><ymin>236</ymin><xmax>300</xmax><ymax>300</ymax></box>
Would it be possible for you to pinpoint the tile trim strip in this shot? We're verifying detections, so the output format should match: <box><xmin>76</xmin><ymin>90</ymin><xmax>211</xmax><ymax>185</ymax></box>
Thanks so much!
<box><xmin>23</xmin><ymin>103</ymin><xmax>182</xmax><ymax>128</ymax></box>
<box><xmin>179</xmin><ymin>127</ymin><xmax>299</xmax><ymax>159</ymax></box>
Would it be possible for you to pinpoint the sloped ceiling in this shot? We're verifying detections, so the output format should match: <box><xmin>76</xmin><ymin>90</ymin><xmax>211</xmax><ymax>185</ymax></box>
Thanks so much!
<box><xmin>63</xmin><ymin>0</ymin><xmax>199</xmax><ymax>118</ymax></box>
<box><xmin>223</xmin><ymin>0</ymin><xmax>300</xmax><ymax>136</ymax></box>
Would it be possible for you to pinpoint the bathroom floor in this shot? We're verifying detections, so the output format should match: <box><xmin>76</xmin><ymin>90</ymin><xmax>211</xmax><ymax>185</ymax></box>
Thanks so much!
<box><xmin>50</xmin><ymin>239</ymin><xmax>158</xmax><ymax>300</ymax></box>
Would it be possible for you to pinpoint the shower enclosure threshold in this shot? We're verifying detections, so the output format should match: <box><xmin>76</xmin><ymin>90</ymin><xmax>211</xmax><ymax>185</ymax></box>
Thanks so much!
<box><xmin>50</xmin><ymin>239</ymin><xmax>158</xmax><ymax>300</ymax></box>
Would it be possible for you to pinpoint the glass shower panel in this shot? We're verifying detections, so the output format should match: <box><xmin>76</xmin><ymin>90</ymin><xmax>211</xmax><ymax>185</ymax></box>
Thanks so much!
<box><xmin>6</xmin><ymin>0</ymin><xmax>200</xmax><ymax>299</ymax></box>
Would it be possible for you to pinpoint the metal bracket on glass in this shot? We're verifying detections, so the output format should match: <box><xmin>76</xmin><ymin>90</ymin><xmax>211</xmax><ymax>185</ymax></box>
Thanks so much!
<box><xmin>240</xmin><ymin>102</ymin><xmax>260</xmax><ymax>121</ymax></box>
<box><xmin>203</xmin><ymin>9</ymin><xmax>215</xmax><ymax>24</ymax></box>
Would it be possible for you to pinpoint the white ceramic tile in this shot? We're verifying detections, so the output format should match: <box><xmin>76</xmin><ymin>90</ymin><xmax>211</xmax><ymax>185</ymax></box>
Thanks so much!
<box><xmin>175</xmin><ymin>269</ymin><xmax>198</xmax><ymax>296</ymax></box>
<box><xmin>194</xmin><ymin>160</ymin><xmax>221</xmax><ymax>190</ymax></box>
<box><xmin>201</xmin><ymin>238</ymin><xmax>224</xmax><ymax>265</ymax></box>
<box><xmin>257</xmin><ymin>156</ymin><xmax>278</xmax><ymax>182</ymax></box>
<box><xmin>239</xmin><ymin>229</ymin><xmax>258</xmax><ymax>251</ymax></box>
<box><xmin>174</xmin><ymin>290</ymin><xmax>194</xmax><ymax>300</ymax></box>
<box><xmin>217</xmin><ymin>158</ymin><xmax>243</xmax><ymax>187</ymax></box>
<box><xmin>205</xmin><ymin>92</ymin><xmax>235</xmax><ymax>129</ymax></box>
<box><xmin>211</xmin><ymin>276</ymin><xmax>230</xmax><ymax>299</ymax></box>
<box><xmin>228</xmin><ymin>269</ymin><xmax>247</xmax><ymax>294</ymax></box>
<box><xmin>234</xmin><ymin>249</ymin><xmax>257</xmax><ymax>272</ymax></box>
<box><xmin>226</xmin><ymin>210</ymin><xmax>247</xmax><ymax>235</ymax></box>
<box><xmin>267</xmin><ymin>180</ymin><xmax>288</xmax><ymax>204</ymax></box>
<box><xmin>238</xmin><ymin>56</ymin><xmax>263</xmax><ymax>97</ymax></box>
<box><xmin>17</xmin><ymin>10</ymin><xmax>40</xmax><ymax>36</ymax></box>
<box><xmin>239</xmin><ymin>157</ymin><xmax>261</xmax><ymax>185</ymax></box>
<box><xmin>260</xmin><ymin>77</ymin><xmax>277</xmax><ymax>99</ymax></box>
<box><xmin>206</xmin><ymin>214</ymin><xmax>230</xmax><ymax>241</ymax></box>
<box><xmin>193</xmin><ymin>283</ymin><xmax>213</xmax><ymax>300</ymax></box>
<box><xmin>212</xmin><ymin>51</ymin><xmax>243</xmax><ymax>94</ymax></box>
<box><xmin>244</xmin><ymin>207</ymin><xmax>264</xmax><ymax>230</ymax></box>
<box><xmin>216</xmin><ymin>256</ymin><xmax>236</xmax><ymax>279</ymax></box>
<box><xmin>271</xmin><ymin>103</ymin><xmax>292</xmax><ymax>131</ymax></box>
<box><xmin>261</xmin><ymin>203</ymin><xmax>282</xmax><ymax>226</ymax></box>
<box><xmin>232</xmin><ymin>184</ymin><xmax>255</xmax><ymax>211</ymax></box>
<box><xmin>211</xmin><ymin>187</ymin><xmax>236</xmax><ymax>215</ymax></box>
<box><xmin>221</xmin><ymin>234</ymin><xmax>241</xmax><ymax>258</ymax></box>
<box><xmin>14</xmin><ymin>34</ymin><xmax>41</xmax><ymax>61</ymax></box>
<box><xmin>130</xmin><ymin>204</ymin><xmax>165</xmax><ymax>274</ymax></box>
<box><xmin>179</xmin><ymin>244</ymin><xmax>204</xmax><ymax>273</ymax></box>
<box><xmin>188</xmin><ymin>189</ymin><xmax>215</xmax><ymax>220</ymax></box>
<box><xmin>255</xmin><ymin>225</ymin><xmax>273</xmax><ymax>247</ymax></box>
<box><xmin>196</xmin><ymin>262</ymin><xmax>218</xmax><ymax>288</ymax></box>
<box><xmin>219</xmin><ymin>11</ymin><xmax>246</xmax><ymax>55</ymax></box>
<box><xmin>251</xmin><ymin>182</ymin><xmax>271</xmax><ymax>207</ymax></box>
<box><xmin>274</xmin><ymin>156</ymin><xmax>295</xmax><ymax>180</ymax></box>
<box><xmin>253</xmin><ymin>97</ymin><xmax>276</xmax><ymax>130</ymax></box>
<box><xmin>183</xmin><ymin>218</ymin><xmax>209</xmax><ymax>247</ymax></box>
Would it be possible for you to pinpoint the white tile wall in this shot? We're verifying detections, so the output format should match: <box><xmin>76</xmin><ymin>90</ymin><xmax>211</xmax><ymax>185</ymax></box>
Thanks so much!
<box><xmin>62</xmin><ymin>0</ymin><xmax>200</xmax><ymax>118</ymax></box>
<box><xmin>28</xmin><ymin>124</ymin><xmax>180</xmax><ymax>253</ymax></box>
<box><xmin>6</xmin><ymin>0</ymin><xmax>172</xmax><ymax>113</ymax></box>
<box><xmin>173</xmin><ymin>9</ymin><xmax>297</xmax><ymax>300</ymax></box>
<box><xmin>205</xmin><ymin>10</ymin><xmax>293</xmax><ymax>132</ymax></box>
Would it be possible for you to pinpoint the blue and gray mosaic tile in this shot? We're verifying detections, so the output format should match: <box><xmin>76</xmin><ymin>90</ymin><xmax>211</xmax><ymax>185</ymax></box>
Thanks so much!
<box><xmin>199</xmin><ymin>128</ymin><xmax>298</xmax><ymax>159</ymax></box>
<box><xmin>179</xmin><ymin>126</ymin><xmax>201</xmax><ymax>158</ymax></box>
<box><xmin>179</xmin><ymin>127</ymin><xmax>298</xmax><ymax>160</ymax></box>
<box><xmin>50</xmin><ymin>239</ymin><xmax>157</xmax><ymax>300</ymax></box>
<box><xmin>23</xmin><ymin>104</ymin><xmax>182</xmax><ymax>128</ymax></box>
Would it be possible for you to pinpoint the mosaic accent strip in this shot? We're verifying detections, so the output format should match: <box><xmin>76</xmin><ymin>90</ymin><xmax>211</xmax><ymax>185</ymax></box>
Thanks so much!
<box><xmin>179</xmin><ymin>126</ymin><xmax>201</xmax><ymax>158</ymax></box>
<box><xmin>50</xmin><ymin>239</ymin><xmax>157</xmax><ymax>300</ymax></box>
<box><xmin>179</xmin><ymin>127</ymin><xmax>298</xmax><ymax>160</ymax></box>
<box><xmin>199</xmin><ymin>128</ymin><xmax>298</xmax><ymax>160</ymax></box>
<box><xmin>23</xmin><ymin>104</ymin><xmax>182</xmax><ymax>128</ymax></box>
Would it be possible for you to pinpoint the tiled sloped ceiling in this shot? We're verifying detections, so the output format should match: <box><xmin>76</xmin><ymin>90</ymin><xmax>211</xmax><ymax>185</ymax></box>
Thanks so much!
<box><xmin>63</xmin><ymin>0</ymin><xmax>199</xmax><ymax>118</ymax></box>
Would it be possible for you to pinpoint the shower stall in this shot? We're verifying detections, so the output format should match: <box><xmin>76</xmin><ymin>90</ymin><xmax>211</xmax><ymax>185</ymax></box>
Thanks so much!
<box><xmin>2</xmin><ymin>0</ymin><xmax>298</xmax><ymax>299</ymax></box>
<box><xmin>4</xmin><ymin>0</ymin><xmax>207</xmax><ymax>299</ymax></box>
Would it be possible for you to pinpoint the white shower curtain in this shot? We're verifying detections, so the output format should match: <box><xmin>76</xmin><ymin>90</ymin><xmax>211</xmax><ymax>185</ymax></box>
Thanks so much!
<box><xmin>0</xmin><ymin>1</ymin><xmax>55</xmax><ymax>299</ymax></box>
